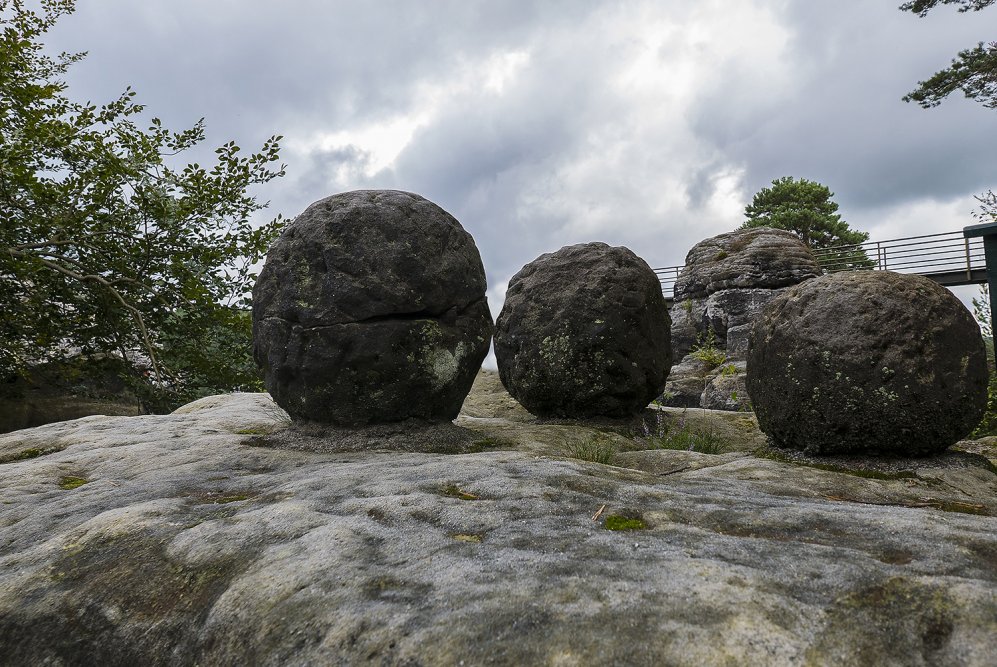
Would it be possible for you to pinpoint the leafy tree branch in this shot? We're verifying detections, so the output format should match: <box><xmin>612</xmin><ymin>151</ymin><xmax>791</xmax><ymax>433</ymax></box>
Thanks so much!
<box><xmin>900</xmin><ymin>0</ymin><xmax>997</xmax><ymax>108</ymax></box>
<box><xmin>1</xmin><ymin>0</ymin><xmax>286</xmax><ymax>410</ymax></box>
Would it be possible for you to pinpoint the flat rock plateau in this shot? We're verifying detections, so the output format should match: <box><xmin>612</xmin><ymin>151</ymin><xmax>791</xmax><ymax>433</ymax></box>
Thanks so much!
<box><xmin>1</xmin><ymin>371</ymin><xmax>995</xmax><ymax>666</ymax></box>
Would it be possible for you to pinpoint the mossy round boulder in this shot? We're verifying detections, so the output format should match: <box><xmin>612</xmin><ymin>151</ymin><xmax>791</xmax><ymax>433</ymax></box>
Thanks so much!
<box><xmin>252</xmin><ymin>190</ymin><xmax>492</xmax><ymax>425</ymax></box>
<box><xmin>494</xmin><ymin>242</ymin><xmax>671</xmax><ymax>418</ymax></box>
<box><xmin>746</xmin><ymin>271</ymin><xmax>987</xmax><ymax>455</ymax></box>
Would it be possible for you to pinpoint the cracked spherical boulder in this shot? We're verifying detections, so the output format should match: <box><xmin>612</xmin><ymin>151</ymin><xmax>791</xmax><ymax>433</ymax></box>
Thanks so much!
<box><xmin>252</xmin><ymin>190</ymin><xmax>492</xmax><ymax>425</ymax></box>
<box><xmin>746</xmin><ymin>271</ymin><xmax>988</xmax><ymax>455</ymax></box>
<box><xmin>495</xmin><ymin>242</ymin><xmax>671</xmax><ymax>418</ymax></box>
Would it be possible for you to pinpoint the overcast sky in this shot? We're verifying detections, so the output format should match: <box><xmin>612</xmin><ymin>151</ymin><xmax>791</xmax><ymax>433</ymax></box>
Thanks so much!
<box><xmin>47</xmin><ymin>0</ymin><xmax>997</xmax><ymax>316</ymax></box>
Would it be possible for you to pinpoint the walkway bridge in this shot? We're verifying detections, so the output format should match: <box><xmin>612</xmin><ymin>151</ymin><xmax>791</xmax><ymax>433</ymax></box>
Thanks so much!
<box><xmin>654</xmin><ymin>229</ymin><xmax>988</xmax><ymax>305</ymax></box>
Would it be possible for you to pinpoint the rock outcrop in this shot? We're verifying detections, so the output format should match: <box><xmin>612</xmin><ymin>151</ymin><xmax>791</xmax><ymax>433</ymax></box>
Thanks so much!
<box><xmin>673</xmin><ymin>226</ymin><xmax>821</xmax><ymax>301</ymax></box>
<box><xmin>1</xmin><ymin>374</ymin><xmax>995</xmax><ymax>665</ymax></box>
<box><xmin>664</xmin><ymin>228</ymin><xmax>820</xmax><ymax>410</ymax></box>
<box><xmin>747</xmin><ymin>271</ymin><xmax>988</xmax><ymax>455</ymax></box>
<box><xmin>495</xmin><ymin>242</ymin><xmax>671</xmax><ymax>417</ymax></box>
<box><xmin>252</xmin><ymin>190</ymin><xmax>492</xmax><ymax>426</ymax></box>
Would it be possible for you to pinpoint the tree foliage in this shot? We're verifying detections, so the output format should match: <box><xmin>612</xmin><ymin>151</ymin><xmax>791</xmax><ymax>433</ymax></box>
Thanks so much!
<box><xmin>901</xmin><ymin>0</ymin><xmax>997</xmax><ymax>108</ymax></box>
<box><xmin>899</xmin><ymin>0</ymin><xmax>995</xmax><ymax>18</ymax></box>
<box><xmin>0</xmin><ymin>0</ymin><xmax>286</xmax><ymax>410</ymax></box>
<box><xmin>741</xmin><ymin>177</ymin><xmax>870</xmax><ymax>249</ymax></box>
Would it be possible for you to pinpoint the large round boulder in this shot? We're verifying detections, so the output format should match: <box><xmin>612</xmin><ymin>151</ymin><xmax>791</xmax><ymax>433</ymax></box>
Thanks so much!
<box><xmin>673</xmin><ymin>227</ymin><xmax>820</xmax><ymax>301</ymax></box>
<box><xmin>252</xmin><ymin>190</ymin><xmax>492</xmax><ymax>425</ymax></box>
<box><xmin>746</xmin><ymin>271</ymin><xmax>988</xmax><ymax>455</ymax></box>
<box><xmin>495</xmin><ymin>243</ymin><xmax>671</xmax><ymax>418</ymax></box>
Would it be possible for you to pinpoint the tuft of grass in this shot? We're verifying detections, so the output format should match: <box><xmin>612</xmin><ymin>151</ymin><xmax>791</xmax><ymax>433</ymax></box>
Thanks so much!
<box><xmin>634</xmin><ymin>408</ymin><xmax>731</xmax><ymax>454</ymax></box>
<box><xmin>604</xmin><ymin>515</ymin><xmax>646</xmax><ymax>531</ymax></box>
<box><xmin>58</xmin><ymin>475</ymin><xmax>88</xmax><ymax>490</ymax></box>
<box><xmin>654</xmin><ymin>428</ymin><xmax>729</xmax><ymax>454</ymax></box>
<box><xmin>569</xmin><ymin>440</ymin><xmax>617</xmax><ymax>465</ymax></box>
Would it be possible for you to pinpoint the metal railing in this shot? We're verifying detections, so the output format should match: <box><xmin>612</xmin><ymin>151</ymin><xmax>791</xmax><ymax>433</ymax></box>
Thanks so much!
<box><xmin>654</xmin><ymin>266</ymin><xmax>682</xmax><ymax>299</ymax></box>
<box><xmin>810</xmin><ymin>231</ymin><xmax>983</xmax><ymax>277</ymax></box>
<box><xmin>653</xmin><ymin>230</ymin><xmax>986</xmax><ymax>300</ymax></box>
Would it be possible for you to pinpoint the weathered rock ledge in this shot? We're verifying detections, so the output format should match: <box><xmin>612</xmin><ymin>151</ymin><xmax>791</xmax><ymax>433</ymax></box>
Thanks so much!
<box><xmin>1</xmin><ymin>371</ymin><xmax>995</xmax><ymax>665</ymax></box>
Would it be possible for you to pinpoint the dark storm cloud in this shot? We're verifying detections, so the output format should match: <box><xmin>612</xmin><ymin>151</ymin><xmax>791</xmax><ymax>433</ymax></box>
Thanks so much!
<box><xmin>689</xmin><ymin>0</ymin><xmax>997</xmax><ymax>216</ymax></box>
<box><xmin>42</xmin><ymin>0</ymin><xmax>997</xmax><ymax>286</ymax></box>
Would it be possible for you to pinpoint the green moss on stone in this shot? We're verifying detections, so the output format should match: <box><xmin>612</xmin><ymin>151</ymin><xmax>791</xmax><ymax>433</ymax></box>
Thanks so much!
<box><xmin>234</xmin><ymin>426</ymin><xmax>274</xmax><ymax>435</ymax></box>
<box><xmin>0</xmin><ymin>446</ymin><xmax>59</xmax><ymax>464</ymax></box>
<box><xmin>604</xmin><ymin>515</ymin><xmax>646</xmax><ymax>531</ymax></box>
<box><xmin>59</xmin><ymin>476</ymin><xmax>89</xmax><ymax>490</ymax></box>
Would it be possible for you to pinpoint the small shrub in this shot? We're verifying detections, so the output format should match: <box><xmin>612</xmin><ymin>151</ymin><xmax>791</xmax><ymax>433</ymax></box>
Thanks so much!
<box><xmin>690</xmin><ymin>330</ymin><xmax>726</xmax><ymax>369</ymax></box>
<box><xmin>718</xmin><ymin>363</ymin><xmax>739</xmax><ymax>378</ymax></box>
<box><xmin>729</xmin><ymin>390</ymin><xmax>753</xmax><ymax>413</ymax></box>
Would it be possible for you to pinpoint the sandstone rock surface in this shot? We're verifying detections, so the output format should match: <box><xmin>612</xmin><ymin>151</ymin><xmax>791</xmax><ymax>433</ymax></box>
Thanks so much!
<box><xmin>664</xmin><ymin>228</ymin><xmax>820</xmax><ymax>411</ymax></box>
<box><xmin>252</xmin><ymin>190</ymin><xmax>492</xmax><ymax>425</ymax></box>
<box><xmin>673</xmin><ymin>227</ymin><xmax>821</xmax><ymax>301</ymax></box>
<box><xmin>495</xmin><ymin>243</ymin><xmax>671</xmax><ymax>418</ymax></box>
<box><xmin>1</xmin><ymin>375</ymin><xmax>996</xmax><ymax>665</ymax></box>
<box><xmin>747</xmin><ymin>271</ymin><xmax>988</xmax><ymax>455</ymax></box>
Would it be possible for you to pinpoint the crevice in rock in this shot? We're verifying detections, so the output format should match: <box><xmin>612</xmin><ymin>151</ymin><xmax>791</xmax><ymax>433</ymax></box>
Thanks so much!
<box><xmin>352</xmin><ymin>308</ymin><xmax>448</xmax><ymax>325</ymax></box>
<box><xmin>259</xmin><ymin>297</ymin><xmax>488</xmax><ymax>331</ymax></box>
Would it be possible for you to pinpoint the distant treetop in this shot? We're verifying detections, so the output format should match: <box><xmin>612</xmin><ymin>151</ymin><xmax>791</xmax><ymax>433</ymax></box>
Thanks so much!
<box><xmin>741</xmin><ymin>177</ymin><xmax>869</xmax><ymax>251</ymax></box>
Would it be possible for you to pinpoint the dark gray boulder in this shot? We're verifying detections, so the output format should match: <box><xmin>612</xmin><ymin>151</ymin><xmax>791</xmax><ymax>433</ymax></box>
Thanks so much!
<box><xmin>746</xmin><ymin>271</ymin><xmax>988</xmax><ymax>455</ymax></box>
<box><xmin>252</xmin><ymin>190</ymin><xmax>492</xmax><ymax>425</ymax></box>
<box><xmin>495</xmin><ymin>243</ymin><xmax>671</xmax><ymax>418</ymax></box>
<box><xmin>673</xmin><ymin>227</ymin><xmax>820</xmax><ymax>301</ymax></box>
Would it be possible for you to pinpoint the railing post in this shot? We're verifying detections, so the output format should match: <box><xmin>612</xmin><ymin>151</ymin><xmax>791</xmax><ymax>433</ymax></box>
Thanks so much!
<box><xmin>964</xmin><ymin>222</ymin><xmax>997</xmax><ymax>339</ymax></box>
<box><xmin>965</xmin><ymin>238</ymin><xmax>973</xmax><ymax>281</ymax></box>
